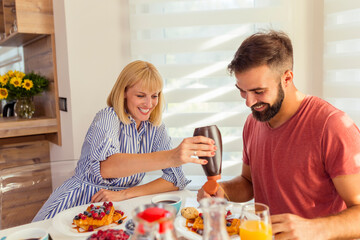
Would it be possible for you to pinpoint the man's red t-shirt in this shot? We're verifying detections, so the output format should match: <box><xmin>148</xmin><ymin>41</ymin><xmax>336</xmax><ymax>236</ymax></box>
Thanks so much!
<box><xmin>243</xmin><ymin>96</ymin><xmax>360</xmax><ymax>218</ymax></box>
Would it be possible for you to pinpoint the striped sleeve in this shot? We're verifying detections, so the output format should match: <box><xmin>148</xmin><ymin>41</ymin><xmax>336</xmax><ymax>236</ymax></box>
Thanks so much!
<box><xmin>86</xmin><ymin>109</ymin><xmax>121</xmax><ymax>179</ymax></box>
<box><xmin>152</xmin><ymin>123</ymin><xmax>191</xmax><ymax>190</ymax></box>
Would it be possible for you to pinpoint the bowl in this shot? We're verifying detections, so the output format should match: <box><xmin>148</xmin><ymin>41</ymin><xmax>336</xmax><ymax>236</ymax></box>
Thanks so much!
<box><xmin>151</xmin><ymin>194</ymin><xmax>182</xmax><ymax>215</ymax></box>
<box><xmin>6</xmin><ymin>228</ymin><xmax>48</xmax><ymax>240</ymax></box>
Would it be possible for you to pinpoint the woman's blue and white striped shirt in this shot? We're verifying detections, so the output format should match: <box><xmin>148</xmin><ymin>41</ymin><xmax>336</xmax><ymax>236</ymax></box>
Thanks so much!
<box><xmin>33</xmin><ymin>107</ymin><xmax>190</xmax><ymax>221</ymax></box>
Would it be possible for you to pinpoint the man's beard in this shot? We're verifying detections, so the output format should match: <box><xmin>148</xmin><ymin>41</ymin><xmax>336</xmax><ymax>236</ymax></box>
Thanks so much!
<box><xmin>251</xmin><ymin>82</ymin><xmax>284</xmax><ymax>122</ymax></box>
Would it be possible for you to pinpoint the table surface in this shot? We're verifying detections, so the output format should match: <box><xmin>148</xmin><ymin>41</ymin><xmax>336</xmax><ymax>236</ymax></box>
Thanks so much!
<box><xmin>0</xmin><ymin>190</ymin><xmax>198</xmax><ymax>240</ymax></box>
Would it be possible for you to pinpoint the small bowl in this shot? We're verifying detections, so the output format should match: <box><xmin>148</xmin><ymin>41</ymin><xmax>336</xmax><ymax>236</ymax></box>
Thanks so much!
<box><xmin>6</xmin><ymin>228</ymin><xmax>48</xmax><ymax>240</ymax></box>
<box><xmin>151</xmin><ymin>194</ymin><xmax>182</xmax><ymax>215</ymax></box>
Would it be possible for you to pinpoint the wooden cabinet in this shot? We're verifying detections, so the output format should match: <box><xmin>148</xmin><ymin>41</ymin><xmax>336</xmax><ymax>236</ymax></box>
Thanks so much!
<box><xmin>0</xmin><ymin>1</ymin><xmax>59</xmax><ymax>228</ymax></box>
<box><xmin>0</xmin><ymin>0</ymin><xmax>61</xmax><ymax>145</ymax></box>
<box><xmin>0</xmin><ymin>0</ymin><xmax>53</xmax><ymax>46</ymax></box>
<box><xmin>0</xmin><ymin>137</ymin><xmax>52</xmax><ymax>228</ymax></box>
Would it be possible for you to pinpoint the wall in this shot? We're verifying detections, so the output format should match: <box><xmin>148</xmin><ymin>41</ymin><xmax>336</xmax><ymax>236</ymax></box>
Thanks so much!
<box><xmin>50</xmin><ymin>0</ymin><xmax>130</xmax><ymax>185</ymax></box>
<box><xmin>285</xmin><ymin>0</ymin><xmax>324</xmax><ymax>97</ymax></box>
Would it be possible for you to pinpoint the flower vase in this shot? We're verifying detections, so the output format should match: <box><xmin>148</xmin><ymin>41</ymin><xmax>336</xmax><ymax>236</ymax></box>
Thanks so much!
<box><xmin>15</xmin><ymin>97</ymin><xmax>35</xmax><ymax>119</ymax></box>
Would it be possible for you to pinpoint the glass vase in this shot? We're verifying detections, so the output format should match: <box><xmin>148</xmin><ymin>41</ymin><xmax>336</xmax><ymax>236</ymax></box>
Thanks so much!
<box><xmin>15</xmin><ymin>97</ymin><xmax>35</xmax><ymax>119</ymax></box>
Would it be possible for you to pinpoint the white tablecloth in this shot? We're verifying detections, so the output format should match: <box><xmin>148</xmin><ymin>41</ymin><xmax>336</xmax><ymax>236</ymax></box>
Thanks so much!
<box><xmin>0</xmin><ymin>190</ymin><xmax>197</xmax><ymax>240</ymax></box>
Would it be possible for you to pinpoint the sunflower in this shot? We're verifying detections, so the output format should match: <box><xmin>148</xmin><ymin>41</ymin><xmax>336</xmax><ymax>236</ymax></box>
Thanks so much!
<box><xmin>7</xmin><ymin>70</ymin><xmax>15</xmax><ymax>78</ymax></box>
<box><xmin>0</xmin><ymin>87</ymin><xmax>8</xmax><ymax>99</ymax></box>
<box><xmin>15</xmin><ymin>70</ymin><xmax>25</xmax><ymax>79</ymax></box>
<box><xmin>10</xmin><ymin>77</ymin><xmax>22</xmax><ymax>87</ymax></box>
<box><xmin>22</xmin><ymin>79</ymin><xmax>33</xmax><ymax>90</ymax></box>
<box><xmin>0</xmin><ymin>76</ymin><xmax>8</xmax><ymax>86</ymax></box>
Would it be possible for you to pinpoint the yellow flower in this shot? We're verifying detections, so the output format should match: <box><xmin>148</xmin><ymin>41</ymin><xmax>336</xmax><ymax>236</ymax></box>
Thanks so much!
<box><xmin>15</xmin><ymin>70</ymin><xmax>25</xmax><ymax>79</ymax></box>
<box><xmin>22</xmin><ymin>79</ymin><xmax>33</xmax><ymax>90</ymax></box>
<box><xmin>0</xmin><ymin>87</ymin><xmax>8</xmax><ymax>99</ymax></box>
<box><xmin>0</xmin><ymin>76</ymin><xmax>8</xmax><ymax>86</ymax></box>
<box><xmin>7</xmin><ymin>70</ymin><xmax>15</xmax><ymax>78</ymax></box>
<box><xmin>10</xmin><ymin>77</ymin><xmax>22</xmax><ymax>87</ymax></box>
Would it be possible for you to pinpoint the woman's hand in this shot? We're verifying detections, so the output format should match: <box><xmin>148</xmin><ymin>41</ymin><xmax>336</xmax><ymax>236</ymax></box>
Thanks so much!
<box><xmin>91</xmin><ymin>189</ymin><xmax>129</xmax><ymax>203</ymax></box>
<box><xmin>169</xmin><ymin>136</ymin><xmax>217</xmax><ymax>167</ymax></box>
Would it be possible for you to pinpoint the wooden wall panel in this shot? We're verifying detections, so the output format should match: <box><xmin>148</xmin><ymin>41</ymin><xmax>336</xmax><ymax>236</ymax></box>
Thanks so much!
<box><xmin>15</xmin><ymin>0</ymin><xmax>53</xmax><ymax>34</ymax></box>
<box><xmin>0</xmin><ymin>140</ymin><xmax>49</xmax><ymax>170</ymax></box>
<box><xmin>0</xmin><ymin>0</ymin><xmax>5</xmax><ymax>33</ymax></box>
<box><xmin>23</xmin><ymin>35</ymin><xmax>56</xmax><ymax>119</ymax></box>
<box><xmin>0</xmin><ymin>140</ymin><xmax>52</xmax><ymax>229</ymax></box>
<box><xmin>3</xmin><ymin>0</ymin><xmax>15</xmax><ymax>35</ymax></box>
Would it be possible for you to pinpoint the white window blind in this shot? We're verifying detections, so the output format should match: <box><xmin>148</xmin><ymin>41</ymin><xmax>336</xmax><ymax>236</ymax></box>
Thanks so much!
<box><xmin>323</xmin><ymin>0</ymin><xmax>360</xmax><ymax>127</ymax></box>
<box><xmin>128</xmin><ymin>0</ymin><xmax>291</xmax><ymax>179</ymax></box>
<box><xmin>0</xmin><ymin>46</ymin><xmax>24</xmax><ymax>74</ymax></box>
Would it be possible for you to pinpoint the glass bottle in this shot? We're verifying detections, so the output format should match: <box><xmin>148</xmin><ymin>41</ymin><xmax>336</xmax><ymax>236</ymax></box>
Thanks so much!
<box><xmin>131</xmin><ymin>203</ymin><xmax>178</xmax><ymax>240</ymax></box>
<box><xmin>200</xmin><ymin>197</ymin><xmax>230</xmax><ymax>240</ymax></box>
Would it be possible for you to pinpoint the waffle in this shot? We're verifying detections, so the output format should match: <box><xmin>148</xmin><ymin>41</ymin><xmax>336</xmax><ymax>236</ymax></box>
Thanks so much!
<box><xmin>73</xmin><ymin>202</ymin><xmax>125</xmax><ymax>232</ymax></box>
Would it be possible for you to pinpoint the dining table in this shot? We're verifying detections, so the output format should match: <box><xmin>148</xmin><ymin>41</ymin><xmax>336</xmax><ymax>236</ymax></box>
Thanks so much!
<box><xmin>0</xmin><ymin>190</ymin><xmax>200</xmax><ymax>240</ymax></box>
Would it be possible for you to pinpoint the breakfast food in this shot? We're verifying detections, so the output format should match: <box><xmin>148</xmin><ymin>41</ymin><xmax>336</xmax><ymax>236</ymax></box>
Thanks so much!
<box><xmin>181</xmin><ymin>207</ymin><xmax>199</xmax><ymax>220</ymax></box>
<box><xmin>73</xmin><ymin>202</ymin><xmax>126</xmax><ymax>232</ymax></box>
<box><xmin>87</xmin><ymin>229</ymin><xmax>130</xmax><ymax>240</ymax></box>
<box><xmin>182</xmin><ymin>207</ymin><xmax>240</xmax><ymax>236</ymax></box>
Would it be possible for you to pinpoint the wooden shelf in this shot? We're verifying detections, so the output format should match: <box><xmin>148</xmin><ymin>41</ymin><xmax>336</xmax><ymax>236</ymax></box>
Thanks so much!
<box><xmin>0</xmin><ymin>31</ymin><xmax>46</xmax><ymax>47</ymax></box>
<box><xmin>0</xmin><ymin>0</ymin><xmax>61</xmax><ymax>145</ymax></box>
<box><xmin>0</xmin><ymin>117</ymin><xmax>58</xmax><ymax>138</ymax></box>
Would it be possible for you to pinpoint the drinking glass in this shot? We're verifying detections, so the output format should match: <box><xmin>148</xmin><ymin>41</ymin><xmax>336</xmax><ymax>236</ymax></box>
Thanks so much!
<box><xmin>240</xmin><ymin>202</ymin><xmax>272</xmax><ymax>240</ymax></box>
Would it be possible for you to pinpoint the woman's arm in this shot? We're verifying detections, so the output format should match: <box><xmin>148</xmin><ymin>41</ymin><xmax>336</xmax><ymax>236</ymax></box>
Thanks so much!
<box><xmin>91</xmin><ymin>178</ymin><xmax>178</xmax><ymax>202</ymax></box>
<box><xmin>100</xmin><ymin>136</ymin><xmax>216</xmax><ymax>178</ymax></box>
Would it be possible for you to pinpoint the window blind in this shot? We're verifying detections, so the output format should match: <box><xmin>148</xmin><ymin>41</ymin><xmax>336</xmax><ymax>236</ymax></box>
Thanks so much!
<box><xmin>323</xmin><ymin>0</ymin><xmax>360</xmax><ymax>127</ymax></box>
<box><xmin>128</xmin><ymin>0</ymin><xmax>291</xmax><ymax>177</ymax></box>
<box><xmin>0</xmin><ymin>46</ymin><xmax>24</xmax><ymax>74</ymax></box>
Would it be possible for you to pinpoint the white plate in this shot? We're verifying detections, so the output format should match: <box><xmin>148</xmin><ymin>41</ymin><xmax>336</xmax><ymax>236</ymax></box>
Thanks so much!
<box><xmin>52</xmin><ymin>202</ymin><xmax>129</xmax><ymax>237</ymax></box>
<box><xmin>174</xmin><ymin>204</ymin><xmax>241</xmax><ymax>240</ymax></box>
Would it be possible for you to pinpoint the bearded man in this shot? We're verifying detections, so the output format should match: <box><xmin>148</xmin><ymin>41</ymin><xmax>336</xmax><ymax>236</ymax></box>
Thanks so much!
<box><xmin>198</xmin><ymin>30</ymin><xmax>360</xmax><ymax>240</ymax></box>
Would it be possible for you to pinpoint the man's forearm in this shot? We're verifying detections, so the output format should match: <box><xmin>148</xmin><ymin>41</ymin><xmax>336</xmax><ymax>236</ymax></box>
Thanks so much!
<box><xmin>314</xmin><ymin>205</ymin><xmax>360</xmax><ymax>239</ymax></box>
<box><xmin>220</xmin><ymin>175</ymin><xmax>253</xmax><ymax>202</ymax></box>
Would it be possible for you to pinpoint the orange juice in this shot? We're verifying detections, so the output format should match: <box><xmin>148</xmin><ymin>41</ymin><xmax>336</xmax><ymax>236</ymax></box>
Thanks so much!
<box><xmin>240</xmin><ymin>220</ymin><xmax>272</xmax><ymax>240</ymax></box>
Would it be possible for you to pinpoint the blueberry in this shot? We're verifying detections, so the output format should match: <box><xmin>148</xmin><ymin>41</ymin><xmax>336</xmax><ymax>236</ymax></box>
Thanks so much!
<box><xmin>74</xmin><ymin>215</ymin><xmax>80</xmax><ymax>220</ymax></box>
<box><xmin>226</xmin><ymin>222</ymin><xmax>231</xmax><ymax>227</ymax></box>
<box><xmin>84</xmin><ymin>211</ymin><xmax>89</xmax><ymax>215</ymax></box>
<box><xmin>118</xmin><ymin>219</ymin><xmax>123</xmax><ymax>224</ymax></box>
<box><xmin>125</xmin><ymin>220</ymin><xmax>135</xmax><ymax>231</ymax></box>
<box><xmin>197</xmin><ymin>229</ymin><xmax>203</xmax><ymax>235</ymax></box>
<box><xmin>106</xmin><ymin>210</ymin><xmax>110</xmax><ymax>214</ymax></box>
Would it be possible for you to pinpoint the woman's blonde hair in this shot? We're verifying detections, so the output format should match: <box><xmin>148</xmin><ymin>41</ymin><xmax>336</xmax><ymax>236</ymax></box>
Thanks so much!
<box><xmin>107</xmin><ymin>60</ymin><xmax>164</xmax><ymax>126</ymax></box>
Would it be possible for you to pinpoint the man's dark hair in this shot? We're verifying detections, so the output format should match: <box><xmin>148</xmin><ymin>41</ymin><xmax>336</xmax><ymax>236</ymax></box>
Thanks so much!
<box><xmin>228</xmin><ymin>30</ymin><xmax>293</xmax><ymax>76</ymax></box>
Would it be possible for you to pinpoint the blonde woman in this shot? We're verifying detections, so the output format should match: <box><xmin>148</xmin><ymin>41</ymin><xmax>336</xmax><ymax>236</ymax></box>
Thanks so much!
<box><xmin>33</xmin><ymin>60</ymin><xmax>216</xmax><ymax>221</ymax></box>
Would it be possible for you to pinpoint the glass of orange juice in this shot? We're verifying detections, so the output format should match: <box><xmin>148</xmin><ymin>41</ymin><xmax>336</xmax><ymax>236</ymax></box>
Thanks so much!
<box><xmin>240</xmin><ymin>202</ymin><xmax>272</xmax><ymax>240</ymax></box>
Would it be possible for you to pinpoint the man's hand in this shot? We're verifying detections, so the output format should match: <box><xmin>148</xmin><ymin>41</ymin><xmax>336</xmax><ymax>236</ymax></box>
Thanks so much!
<box><xmin>271</xmin><ymin>213</ymin><xmax>323</xmax><ymax>240</ymax></box>
<box><xmin>197</xmin><ymin>186</ymin><xmax>225</xmax><ymax>202</ymax></box>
